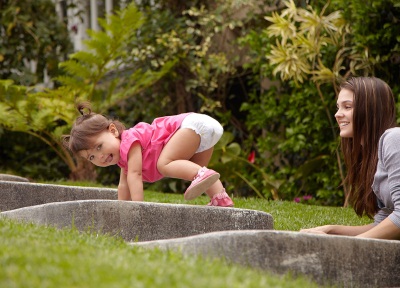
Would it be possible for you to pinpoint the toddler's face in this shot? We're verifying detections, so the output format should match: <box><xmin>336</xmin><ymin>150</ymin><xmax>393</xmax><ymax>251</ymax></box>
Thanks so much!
<box><xmin>79</xmin><ymin>126</ymin><xmax>121</xmax><ymax>167</ymax></box>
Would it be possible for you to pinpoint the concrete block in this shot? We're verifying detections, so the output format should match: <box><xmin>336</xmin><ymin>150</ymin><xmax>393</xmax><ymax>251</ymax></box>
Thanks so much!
<box><xmin>3</xmin><ymin>180</ymin><xmax>398</xmax><ymax>287</ymax></box>
<box><xmin>131</xmin><ymin>230</ymin><xmax>400</xmax><ymax>288</ymax></box>
<box><xmin>0</xmin><ymin>181</ymin><xmax>117</xmax><ymax>212</ymax></box>
<box><xmin>0</xmin><ymin>174</ymin><xmax>29</xmax><ymax>182</ymax></box>
<box><xmin>0</xmin><ymin>200</ymin><xmax>274</xmax><ymax>242</ymax></box>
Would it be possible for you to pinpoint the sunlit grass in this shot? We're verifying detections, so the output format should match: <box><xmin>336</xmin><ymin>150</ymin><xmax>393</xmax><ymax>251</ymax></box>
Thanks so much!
<box><xmin>142</xmin><ymin>190</ymin><xmax>372</xmax><ymax>231</ymax></box>
<box><xmin>0</xmin><ymin>218</ymin><xmax>323</xmax><ymax>288</ymax></box>
<box><xmin>15</xmin><ymin>180</ymin><xmax>371</xmax><ymax>287</ymax></box>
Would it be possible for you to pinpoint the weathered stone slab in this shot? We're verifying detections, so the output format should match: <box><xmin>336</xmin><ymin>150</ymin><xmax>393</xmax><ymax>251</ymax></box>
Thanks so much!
<box><xmin>0</xmin><ymin>200</ymin><xmax>274</xmax><ymax>242</ymax></box>
<box><xmin>4</xmin><ymin>180</ymin><xmax>396</xmax><ymax>287</ymax></box>
<box><xmin>0</xmin><ymin>181</ymin><xmax>117</xmax><ymax>212</ymax></box>
<box><xmin>0</xmin><ymin>174</ymin><xmax>29</xmax><ymax>182</ymax></box>
<box><xmin>131</xmin><ymin>230</ymin><xmax>400</xmax><ymax>288</ymax></box>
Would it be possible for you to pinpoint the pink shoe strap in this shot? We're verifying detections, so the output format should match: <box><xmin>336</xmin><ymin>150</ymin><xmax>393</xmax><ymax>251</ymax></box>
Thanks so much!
<box><xmin>210</xmin><ymin>189</ymin><xmax>229</xmax><ymax>200</ymax></box>
<box><xmin>193</xmin><ymin>166</ymin><xmax>208</xmax><ymax>180</ymax></box>
<box><xmin>208</xmin><ymin>189</ymin><xmax>233</xmax><ymax>206</ymax></box>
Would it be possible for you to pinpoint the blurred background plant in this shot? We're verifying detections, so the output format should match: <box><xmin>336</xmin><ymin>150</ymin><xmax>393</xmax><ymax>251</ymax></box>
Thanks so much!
<box><xmin>0</xmin><ymin>0</ymin><xmax>399</xmax><ymax>206</ymax></box>
<box><xmin>0</xmin><ymin>3</ymin><xmax>174</xmax><ymax>181</ymax></box>
<box><xmin>237</xmin><ymin>0</ymin><xmax>399</xmax><ymax>205</ymax></box>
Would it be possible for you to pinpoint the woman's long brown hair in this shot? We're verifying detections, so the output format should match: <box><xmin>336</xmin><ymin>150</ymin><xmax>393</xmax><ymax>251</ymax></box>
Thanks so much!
<box><xmin>340</xmin><ymin>77</ymin><xmax>396</xmax><ymax>218</ymax></box>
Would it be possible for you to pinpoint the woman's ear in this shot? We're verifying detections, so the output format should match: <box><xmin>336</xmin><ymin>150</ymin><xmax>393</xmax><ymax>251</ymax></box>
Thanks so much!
<box><xmin>109</xmin><ymin>123</ymin><xmax>119</xmax><ymax>137</ymax></box>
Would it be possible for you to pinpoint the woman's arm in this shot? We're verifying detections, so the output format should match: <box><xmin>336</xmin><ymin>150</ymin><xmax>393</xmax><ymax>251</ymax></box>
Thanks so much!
<box><xmin>301</xmin><ymin>219</ymin><xmax>400</xmax><ymax>239</ymax></box>
<box><xmin>357</xmin><ymin>217</ymin><xmax>400</xmax><ymax>240</ymax></box>
<box><xmin>117</xmin><ymin>169</ymin><xmax>131</xmax><ymax>200</ymax></box>
<box><xmin>300</xmin><ymin>223</ymin><xmax>375</xmax><ymax>236</ymax></box>
<box><xmin>126</xmin><ymin>142</ymin><xmax>144</xmax><ymax>201</ymax></box>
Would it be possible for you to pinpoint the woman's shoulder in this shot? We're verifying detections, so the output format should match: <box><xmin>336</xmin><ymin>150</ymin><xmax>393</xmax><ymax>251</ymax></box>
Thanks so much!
<box><xmin>382</xmin><ymin>127</ymin><xmax>400</xmax><ymax>138</ymax></box>
<box><xmin>380</xmin><ymin>127</ymin><xmax>400</xmax><ymax>148</ymax></box>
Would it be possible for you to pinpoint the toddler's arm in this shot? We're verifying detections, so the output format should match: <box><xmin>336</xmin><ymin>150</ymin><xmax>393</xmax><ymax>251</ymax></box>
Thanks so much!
<box><xmin>126</xmin><ymin>142</ymin><xmax>144</xmax><ymax>201</ymax></box>
<box><xmin>117</xmin><ymin>169</ymin><xmax>131</xmax><ymax>200</ymax></box>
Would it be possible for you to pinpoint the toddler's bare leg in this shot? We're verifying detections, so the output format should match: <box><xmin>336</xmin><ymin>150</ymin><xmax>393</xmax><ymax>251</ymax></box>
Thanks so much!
<box><xmin>189</xmin><ymin>147</ymin><xmax>213</xmax><ymax>167</ymax></box>
<box><xmin>157</xmin><ymin>128</ymin><xmax>202</xmax><ymax>180</ymax></box>
<box><xmin>204</xmin><ymin>180</ymin><xmax>224</xmax><ymax>198</ymax></box>
<box><xmin>158</xmin><ymin>128</ymin><xmax>224</xmax><ymax>199</ymax></box>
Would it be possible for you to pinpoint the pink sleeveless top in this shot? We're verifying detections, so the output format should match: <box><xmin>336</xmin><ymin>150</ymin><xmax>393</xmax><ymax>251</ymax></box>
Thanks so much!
<box><xmin>117</xmin><ymin>113</ymin><xmax>192</xmax><ymax>182</ymax></box>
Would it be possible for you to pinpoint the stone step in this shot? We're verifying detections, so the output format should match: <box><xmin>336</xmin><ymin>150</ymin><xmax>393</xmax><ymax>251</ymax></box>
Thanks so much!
<box><xmin>0</xmin><ymin>199</ymin><xmax>273</xmax><ymax>242</ymax></box>
<box><xmin>1</xmin><ymin>176</ymin><xmax>399</xmax><ymax>288</ymax></box>
<box><xmin>0</xmin><ymin>173</ymin><xmax>29</xmax><ymax>182</ymax></box>
<box><xmin>0</xmin><ymin>181</ymin><xmax>117</xmax><ymax>212</ymax></box>
<box><xmin>132</xmin><ymin>230</ymin><xmax>400</xmax><ymax>288</ymax></box>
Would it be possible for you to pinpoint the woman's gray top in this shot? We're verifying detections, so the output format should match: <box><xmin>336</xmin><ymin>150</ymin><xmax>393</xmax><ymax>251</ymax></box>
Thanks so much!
<box><xmin>372</xmin><ymin>127</ymin><xmax>400</xmax><ymax>228</ymax></box>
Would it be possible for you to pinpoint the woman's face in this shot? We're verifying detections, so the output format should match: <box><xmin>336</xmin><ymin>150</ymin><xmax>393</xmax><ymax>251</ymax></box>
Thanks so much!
<box><xmin>335</xmin><ymin>88</ymin><xmax>354</xmax><ymax>138</ymax></box>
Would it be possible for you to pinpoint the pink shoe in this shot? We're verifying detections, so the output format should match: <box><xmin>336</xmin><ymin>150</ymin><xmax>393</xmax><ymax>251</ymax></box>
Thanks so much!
<box><xmin>184</xmin><ymin>167</ymin><xmax>220</xmax><ymax>200</ymax></box>
<box><xmin>207</xmin><ymin>190</ymin><xmax>234</xmax><ymax>207</ymax></box>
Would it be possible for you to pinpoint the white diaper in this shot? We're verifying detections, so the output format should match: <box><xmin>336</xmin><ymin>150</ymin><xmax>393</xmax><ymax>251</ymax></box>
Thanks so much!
<box><xmin>180</xmin><ymin>113</ymin><xmax>223</xmax><ymax>153</ymax></box>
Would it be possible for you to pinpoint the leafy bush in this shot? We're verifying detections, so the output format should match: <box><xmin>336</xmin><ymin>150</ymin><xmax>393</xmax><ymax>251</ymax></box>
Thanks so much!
<box><xmin>0</xmin><ymin>3</ymin><xmax>174</xmax><ymax>181</ymax></box>
<box><xmin>0</xmin><ymin>130</ymin><xmax>69</xmax><ymax>181</ymax></box>
<box><xmin>337</xmin><ymin>0</ymin><xmax>400</xmax><ymax>87</ymax></box>
<box><xmin>1</xmin><ymin>0</ymin><xmax>399</xmax><ymax>207</ymax></box>
<box><xmin>236</xmin><ymin>0</ymin><xmax>400</xmax><ymax>205</ymax></box>
<box><xmin>0</xmin><ymin>0</ymin><xmax>72</xmax><ymax>85</ymax></box>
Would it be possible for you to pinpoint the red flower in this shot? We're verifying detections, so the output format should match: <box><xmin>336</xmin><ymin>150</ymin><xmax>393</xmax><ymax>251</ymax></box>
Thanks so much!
<box><xmin>247</xmin><ymin>150</ymin><xmax>255</xmax><ymax>163</ymax></box>
<box><xmin>71</xmin><ymin>24</ymin><xmax>78</xmax><ymax>34</ymax></box>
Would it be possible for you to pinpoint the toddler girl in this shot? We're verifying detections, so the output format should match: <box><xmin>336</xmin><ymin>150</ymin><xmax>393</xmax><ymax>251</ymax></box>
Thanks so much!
<box><xmin>62</xmin><ymin>102</ymin><xmax>234</xmax><ymax>207</ymax></box>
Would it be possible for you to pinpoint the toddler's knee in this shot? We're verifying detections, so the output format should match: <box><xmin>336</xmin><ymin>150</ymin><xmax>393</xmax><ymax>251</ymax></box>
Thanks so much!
<box><xmin>157</xmin><ymin>161</ymin><xmax>171</xmax><ymax>177</ymax></box>
<box><xmin>157</xmin><ymin>162</ymin><xmax>165</xmax><ymax>175</ymax></box>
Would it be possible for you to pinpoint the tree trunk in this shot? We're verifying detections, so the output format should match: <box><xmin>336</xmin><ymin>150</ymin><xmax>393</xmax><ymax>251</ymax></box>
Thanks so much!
<box><xmin>69</xmin><ymin>157</ymin><xmax>97</xmax><ymax>181</ymax></box>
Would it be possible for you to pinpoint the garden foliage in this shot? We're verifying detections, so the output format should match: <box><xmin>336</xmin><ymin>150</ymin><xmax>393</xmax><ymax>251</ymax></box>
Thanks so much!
<box><xmin>0</xmin><ymin>0</ymin><xmax>399</xmax><ymax>206</ymax></box>
<box><xmin>0</xmin><ymin>3</ymin><xmax>174</xmax><ymax>180</ymax></box>
<box><xmin>0</xmin><ymin>0</ymin><xmax>72</xmax><ymax>85</ymax></box>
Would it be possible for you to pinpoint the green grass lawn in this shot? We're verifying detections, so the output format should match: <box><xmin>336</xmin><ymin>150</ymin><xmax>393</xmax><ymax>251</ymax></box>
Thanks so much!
<box><xmin>0</xmin><ymin>185</ymin><xmax>373</xmax><ymax>288</ymax></box>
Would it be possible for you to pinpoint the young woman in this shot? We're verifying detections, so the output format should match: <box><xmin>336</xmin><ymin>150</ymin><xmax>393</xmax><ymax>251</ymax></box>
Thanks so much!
<box><xmin>62</xmin><ymin>102</ymin><xmax>234</xmax><ymax>207</ymax></box>
<box><xmin>301</xmin><ymin>76</ymin><xmax>400</xmax><ymax>240</ymax></box>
